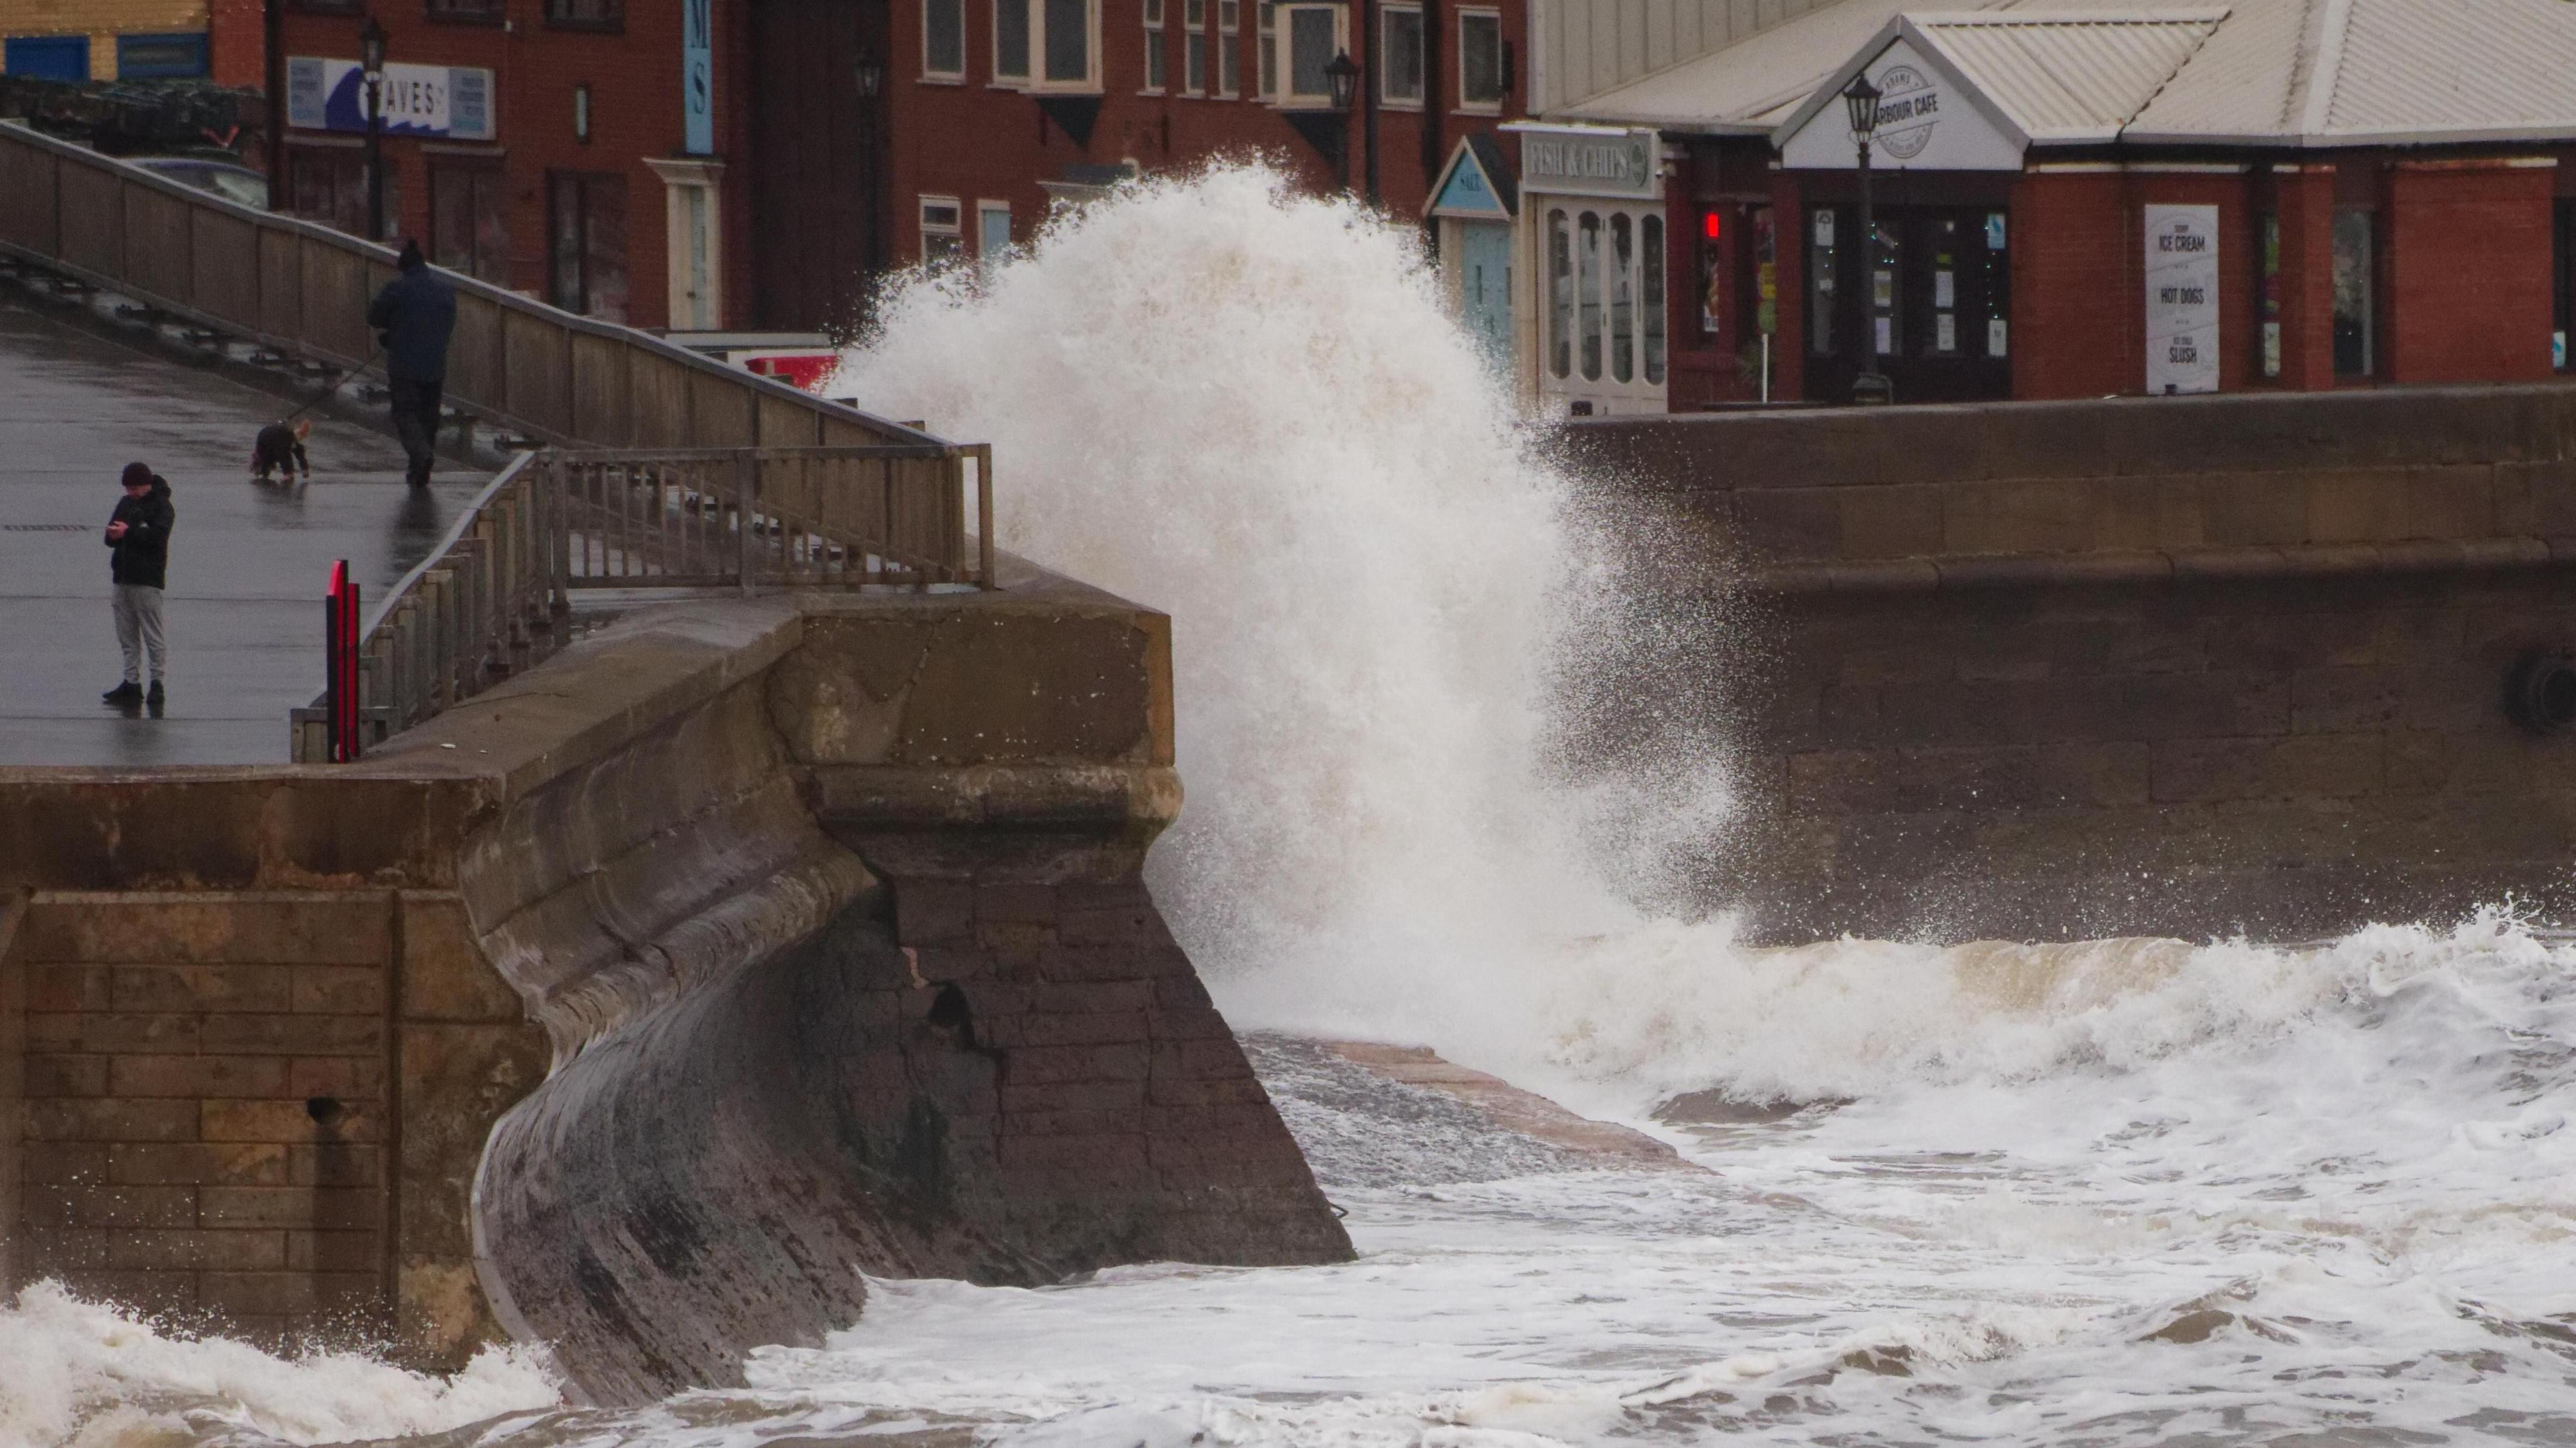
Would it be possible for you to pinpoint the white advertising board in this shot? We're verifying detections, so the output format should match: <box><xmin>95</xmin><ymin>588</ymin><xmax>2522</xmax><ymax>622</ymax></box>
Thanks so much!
<box><xmin>1780</xmin><ymin>40</ymin><xmax>2023</xmax><ymax>172</ymax></box>
<box><xmin>286</xmin><ymin>56</ymin><xmax>496</xmax><ymax>141</ymax></box>
<box><xmin>2143</xmin><ymin>205</ymin><xmax>2219</xmax><ymax>394</ymax></box>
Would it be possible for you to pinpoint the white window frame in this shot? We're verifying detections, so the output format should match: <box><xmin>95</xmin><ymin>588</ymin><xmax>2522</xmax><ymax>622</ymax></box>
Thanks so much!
<box><xmin>1379</xmin><ymin>2</ymin><xmax>1422</xmax><ymax>109</ymax></box>
<box><xmin>1030</xmin><ymin>0</ymin><xmax>1103</xmax><ymax>93</ymax></box>
<box><xmin>1140</xmin><ymin>0</ymin><xmax>1165</xmax><ymax>91</ymax></box>
<box><xmin>1538</xmin><ymin>201</ymin><xmax>1666</xmax><ymax>404</ymax></box>
<box><xmin>920</xmin><ymin>194</ymin><xmax>965</xmax><ymax>262</ymax></box>
<box><xmin>1183</xmin><ymin>0</ymin><xmax>1207</xmax><ymax>93</ymax></box>
<box><xmin>1275</xmin><ymin>1</ymin><xmax>1346</xmax><ymax>108</ymax></box>
<box><xmin>1256</xmin><ymin>0</ymin><xmax>1278</xmax><ymax>97</ymax></box>
<box><xmin>923</xmin><ymin>0</ymin><xmax>967</xmax><ymax>81</ymax></box>
<box><xmin>1456</xmin><ymin>7</ymin><xmax>1503</xmax><ymax>114</ymax></box>
<box><xmin>1218</xmin><ymin>0</ymin><xmax>1240</xmax><ymax>96</ymax></box>
<box><xmin>994</xmin><ymin>0</ymin><xmax>1032</xmax><ymax>86</ymax></box>
<box><xmin>977</xmin><ymin>199</ymin><xmax>1012</xmax><ymax>260</ymax></box>
<box><xmin>644</xmin><ymin>157</ymin><xmax>724</xmax><ymax>333</ymax></box>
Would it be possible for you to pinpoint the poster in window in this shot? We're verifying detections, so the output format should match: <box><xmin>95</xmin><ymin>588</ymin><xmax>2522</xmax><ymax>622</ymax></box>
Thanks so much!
<box><xmin>1872</xmin><ymin>270</ymin><xmax>1892</xmax><ymax>309</ymax></box>
<box><xmin>1933</xmin><ymin>270</ymin><xmax>1954</xmax><ymax>309</ymax></box>
<box><xmin>1874</xmin><ymin>317</ymin><xmax>1892</xmax><ymax>354</ymax></box>
<box><xmin>2143</xmin><ymin>205</ymin><xmax>2219</xmax><ymax>394</ymax></box>
<box><xmin>1936</xmin><ymin>314</ymin><xmax>1955</xmax><ymax>353</ymax></box>
<box><xmin>1988</xmin><ymin>319</ymin><xmax>2007</xmax><ymax>356</ymax></box>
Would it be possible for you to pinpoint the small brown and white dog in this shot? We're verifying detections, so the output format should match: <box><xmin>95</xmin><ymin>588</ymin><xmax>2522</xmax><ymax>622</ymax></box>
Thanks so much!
<box><xmin>252</xmin><ymin>419</ymin><xmax>311</xmax><ymax>483</ymax></box>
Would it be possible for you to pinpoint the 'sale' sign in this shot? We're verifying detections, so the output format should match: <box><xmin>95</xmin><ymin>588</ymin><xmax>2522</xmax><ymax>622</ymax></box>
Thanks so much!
<box><xmin>2144</xmin><ymin>205</ymin><xmax>2219</xmax><ymax>394</ymax></box>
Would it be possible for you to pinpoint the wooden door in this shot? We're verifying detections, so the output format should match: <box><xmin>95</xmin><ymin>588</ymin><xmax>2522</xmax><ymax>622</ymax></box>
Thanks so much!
<box><xmin>749</xmin><ymin>0</ymin><xmax>889</xmax><ymax>333</ymax></box>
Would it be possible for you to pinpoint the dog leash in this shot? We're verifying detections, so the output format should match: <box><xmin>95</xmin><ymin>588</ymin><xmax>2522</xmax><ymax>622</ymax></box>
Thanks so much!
<box><xmin>276</xmin><ymin>344</ymin><xmax>386</xmax><ymax>424</ymax></box>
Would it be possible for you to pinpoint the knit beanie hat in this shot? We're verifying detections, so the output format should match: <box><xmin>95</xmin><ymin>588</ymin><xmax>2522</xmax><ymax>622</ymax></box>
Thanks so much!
<box><xmin>121</xmin><ymin>461</ymin><xmax>153</xmax><ymax>489</ymax></box>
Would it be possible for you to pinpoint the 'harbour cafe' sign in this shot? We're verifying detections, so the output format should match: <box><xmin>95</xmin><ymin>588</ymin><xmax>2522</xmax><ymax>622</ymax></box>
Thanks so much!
<box><xmin>1511</xmin><ymin>125</ymin><xmax>1661</xmax><ymax>201</ymax></box>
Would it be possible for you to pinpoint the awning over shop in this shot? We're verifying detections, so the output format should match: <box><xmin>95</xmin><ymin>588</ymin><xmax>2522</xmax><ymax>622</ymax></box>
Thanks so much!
<box><xmin>1428</xmin><ymin>133</ymin><xmax>1518</xmax><ymax>221</ymax></box>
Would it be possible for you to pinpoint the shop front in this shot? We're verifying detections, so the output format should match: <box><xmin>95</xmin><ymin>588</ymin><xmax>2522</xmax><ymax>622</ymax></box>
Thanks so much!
<box><xmin>1774</xmin><ymin>32</ymin><xmax>2028</xmax><ymax>404</ymax></box>
<box><xmin>1507</xmin><ymin>122</ymin><xmax>1669</xmax><ymax>417</ymax></box>
<box><xmin>1429</xmin><ymin>135</ymin><xmax>1519</xmax><ymax>376</ymax></box>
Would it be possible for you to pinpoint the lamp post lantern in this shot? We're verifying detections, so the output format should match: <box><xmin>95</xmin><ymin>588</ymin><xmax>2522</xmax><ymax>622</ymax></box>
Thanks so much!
<box><xmin>1324</xmin><ymin>50</ymin><xmax>1361</xmax><ymax>191</ymax></box>
<box><xmin>1841</xmin><ymin>70</ymin><xmax>1892</xmax><ymax>406</ymax></box>
<box><xmin>360</xmin><ymin>14</ymin><xmax>389</xmax><ymax>242</ymax></box>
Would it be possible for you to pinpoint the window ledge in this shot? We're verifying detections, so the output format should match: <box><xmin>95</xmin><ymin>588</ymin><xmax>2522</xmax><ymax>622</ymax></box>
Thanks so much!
<box><xmin>425</xmin><ymin>10</ymin><xmax>508</xmax><ymax>23</ymax></box>
<box><xmin>1381</xmin><ymin>97</ymin><xmax>1423</xmax><ymax>111</ymax></box>
<box><xmin>991</xmin><ymin>78</ymin><xmax>1030</xmax><ymax>89</ymax></box>
<box><xmin>1452</xmin><ymin>103</ymin><xmax>1502</xmax><ymax>115</ymax></box>
<box><xmin>543</xmin><ymin>17</ymin><xmax>627</xmax><ymax>32</ymax></box>
<box><xmin>920</xmin><ymin>74</ymin><xmax>969</xmax><ymax>85</ymax></box>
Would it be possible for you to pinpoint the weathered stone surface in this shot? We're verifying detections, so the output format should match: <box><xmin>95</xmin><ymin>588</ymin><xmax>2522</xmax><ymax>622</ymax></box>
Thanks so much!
<box><xmin>1568</xmin><ymin>394</ymin><xmax>2576</xmax><ymax>944</ymax></box>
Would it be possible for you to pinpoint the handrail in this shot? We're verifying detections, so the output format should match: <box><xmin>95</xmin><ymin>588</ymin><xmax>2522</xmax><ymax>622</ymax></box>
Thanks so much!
<box><xmin>289</xmin><ymin>445</ymin><xmax>996</xmax><ymax>761</ymax></box>
<box><xmin>368</xmin><ymin>449</ymin><xmax>540</xmax><ymax>638</ymax></box>
<box><xmin>0</xmin><ymin>119</ymin><xmax>949</xmax><ymax>455</ymax></box>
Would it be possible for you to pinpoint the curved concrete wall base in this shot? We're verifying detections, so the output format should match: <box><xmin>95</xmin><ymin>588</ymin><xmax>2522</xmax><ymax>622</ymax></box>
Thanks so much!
<box><xmin>427</xmin><ymin>573</ymin><xmax>1348</xmax><ymax>1404</ymax></box>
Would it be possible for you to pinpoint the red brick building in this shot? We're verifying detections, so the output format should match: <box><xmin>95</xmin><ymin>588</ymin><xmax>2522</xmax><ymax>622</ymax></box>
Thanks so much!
<box><xmin>1534</xmin><ymin>0</ymin><xmax>2576</xmax><ymax>415</ymax></box>
<box><xmin>223</xmin><ymin>0</ymin><xmax>1527</xmax><ymax>337</ymax></box>
<box><xmin>766</xmin><ymin>0</ymin><xmax>1530</xmax><ymax>330</ymax></box>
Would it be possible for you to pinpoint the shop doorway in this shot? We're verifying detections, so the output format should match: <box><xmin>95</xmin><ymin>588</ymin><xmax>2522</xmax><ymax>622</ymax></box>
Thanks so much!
<box><xmin>1805</xmin><ymin>204</ymin><xmax>2010</xmax><ymax>404</ymax></box>
<box><xmin>1460</xmin><ymin>221</ymin><xmax>1512</xmax><ymax>370</ymax></box>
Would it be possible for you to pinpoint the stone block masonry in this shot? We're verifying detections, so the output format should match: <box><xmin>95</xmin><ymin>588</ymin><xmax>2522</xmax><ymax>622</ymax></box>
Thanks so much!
<box><xmin>1567</xmin><ymin>384</ymin><xmax>2576</xmax><ymax>943</ymax></box>
<box><xmin>13</xmin><ymin>895</ymin><xmax>394</xmax><ymax>1342</ymax></box>
<box><xmin>0</xmin><ymin>887</ymin><xmax>546</xmax><ymax>1357</ymax></box>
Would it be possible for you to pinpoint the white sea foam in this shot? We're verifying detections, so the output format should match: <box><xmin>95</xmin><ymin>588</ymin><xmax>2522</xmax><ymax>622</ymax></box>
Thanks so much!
<box><xmin>0</xmin><ymin>1281</ymin><xmax>559</xmax><ymax>1448</ymax></box>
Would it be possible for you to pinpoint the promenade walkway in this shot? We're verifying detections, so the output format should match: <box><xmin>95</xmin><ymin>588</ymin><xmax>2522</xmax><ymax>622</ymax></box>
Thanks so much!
<box><xmin>0</xmin><ymin>292</ymin><xmax>487</xmax><ymax>767</ymax></box>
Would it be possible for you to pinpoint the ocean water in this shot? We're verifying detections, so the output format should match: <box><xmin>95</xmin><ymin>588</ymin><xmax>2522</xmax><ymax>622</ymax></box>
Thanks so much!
<box><xmin>8</xmin><ymin>166</ymin><xmax>2576</xmax><ymax>1447</ymax></box>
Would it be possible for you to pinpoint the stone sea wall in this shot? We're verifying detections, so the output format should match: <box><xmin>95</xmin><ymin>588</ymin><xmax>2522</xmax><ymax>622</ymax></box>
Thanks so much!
<box><xmin>1567</xmin><ymin>385</ymin><xmax>2576</xmax><ymax>942</ymax></box>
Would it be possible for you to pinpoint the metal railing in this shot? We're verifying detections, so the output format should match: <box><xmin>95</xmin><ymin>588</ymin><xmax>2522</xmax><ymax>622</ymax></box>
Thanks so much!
<box><xmin>0</xmin><ymin>120</ymin><xmax>971</xmax><ymax>461</ymax></box>
<box><xmin>288</xmin><ymin>446</ymin><xmax>996</xmax><ymax>762</ymax></box>
<box><xmin>551</xmin><ymin>445</ymin><xmax>995</xmax><ymax>591</ymax></box>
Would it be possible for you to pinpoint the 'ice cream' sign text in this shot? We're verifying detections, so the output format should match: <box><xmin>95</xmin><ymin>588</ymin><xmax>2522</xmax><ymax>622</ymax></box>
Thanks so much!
<box><xmin>2144</xmin><ymin>205</ymin><xmax>2219</xmax><ymax>394</ymax></box>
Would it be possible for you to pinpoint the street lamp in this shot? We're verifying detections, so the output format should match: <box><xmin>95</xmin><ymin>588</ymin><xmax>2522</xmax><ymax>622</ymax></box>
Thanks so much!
<box><xmin>359</xmin><ymin>13</ymin><xmax>388</xmax><ymax>243</ymax></box>
<box><xmin>1324</xmin><ymin>50</ymin><xmax>1360</xmax><ymax>190</ymax></box>
<box><xmin>853</xmin><ymin>55</ymin><xmax>883</xmax><ymax>99</ymax></box>
<box><xmin>1841</xmin><ymin>70</ymin><xmax>1892</xmax><ymax>406</ymax></box>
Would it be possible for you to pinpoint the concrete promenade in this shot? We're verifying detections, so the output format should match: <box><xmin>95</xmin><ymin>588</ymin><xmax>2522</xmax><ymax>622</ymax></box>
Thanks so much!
<box><xmin>0</xmin><ymin>292</ymin><xmax>485</xmax><ymax>766</ymax></box>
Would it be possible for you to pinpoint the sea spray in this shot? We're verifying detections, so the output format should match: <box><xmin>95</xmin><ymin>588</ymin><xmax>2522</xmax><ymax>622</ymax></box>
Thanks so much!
<box><xmin>830</xmin><ymin>161</ymin><xmax>1623</xmax><ymax>1060</ymax></box>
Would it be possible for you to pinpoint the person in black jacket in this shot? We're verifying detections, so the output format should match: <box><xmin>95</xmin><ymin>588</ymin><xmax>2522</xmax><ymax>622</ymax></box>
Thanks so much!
<box><xmin>102</xmin><ymin>462</ymin><xmax>174</xmax><ymax>707</ymax></box>
<box><xmin>366</xmin><ymin>239</ymin><xmax>457</xmax><ymax>488</ymax></box>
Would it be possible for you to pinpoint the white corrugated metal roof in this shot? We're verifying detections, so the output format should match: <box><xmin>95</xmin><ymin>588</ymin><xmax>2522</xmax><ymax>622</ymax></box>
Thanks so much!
<box><xmin>1909</xmin><ymin>12</ymin><xmax>2226</xmax><ymax>141</ymax></box>
<box><xmin>1560</xmin><ymin>0</ymin><xmax>1923</xmax><ymax>131</ymax></box>
<box><xmin>1564</xmin><ymin>0</ymin><xmax>2576</xmax><ymax>148</ymax></box>
<box><xmin>2322</xmin><ymin>0</ymin><xmax>2576</xmax><ymax>140</ymax></box>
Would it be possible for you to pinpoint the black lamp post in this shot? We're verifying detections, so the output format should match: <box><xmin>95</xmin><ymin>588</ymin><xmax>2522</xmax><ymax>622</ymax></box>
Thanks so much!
<box><xmin>359</xmin><ymin>14</ymin><xmax>388</xmax><ymax>242</ymax></box>
<box><xmin>1324</xmin><ymin>50</ymin><xmax>1361</xmax><ymax>190</ymax></box>
<box><xmin>1841</xmin><ymin>71</ymin><xmax>1892</xmax><ymax>406</ymax></box>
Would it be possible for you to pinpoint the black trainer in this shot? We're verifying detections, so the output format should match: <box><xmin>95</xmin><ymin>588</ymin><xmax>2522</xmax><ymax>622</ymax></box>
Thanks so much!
<box><xmin>146</xmin><ymin>681</ymin><xmax>164</xmax><ymax>707</ymax></box>
<box><xmin>102</xmin><ymin>681</ymin><xmax>142</xmax><ymax>704</ymax></box>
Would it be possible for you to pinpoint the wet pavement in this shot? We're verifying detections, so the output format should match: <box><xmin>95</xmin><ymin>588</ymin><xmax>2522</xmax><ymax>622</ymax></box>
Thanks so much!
<box><xmin>0</xmin><ymin>294</ymin><xmax>488</xmax><ymax>767</ymax></box>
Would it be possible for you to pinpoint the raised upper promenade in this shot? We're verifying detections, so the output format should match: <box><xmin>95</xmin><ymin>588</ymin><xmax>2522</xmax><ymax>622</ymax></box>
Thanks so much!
<box><xmin>0</xmin><ymin>290</ymin><xmax>486</xmax><ymax>766</ymax></box>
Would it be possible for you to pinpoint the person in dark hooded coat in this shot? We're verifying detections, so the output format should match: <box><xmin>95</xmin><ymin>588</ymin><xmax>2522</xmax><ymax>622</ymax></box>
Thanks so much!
<box><xmin>366</xmin><ymin>238</ymin><xmax>457</xmax><ymax>488</ymax></box>
<box><xmin>101</xmin><ymin>461</ymin><xmax>174</xmax><ymax>707</ymax></box>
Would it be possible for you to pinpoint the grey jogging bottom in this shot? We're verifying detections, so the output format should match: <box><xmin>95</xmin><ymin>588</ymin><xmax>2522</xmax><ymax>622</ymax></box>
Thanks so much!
<box><xmin>113</xmin><ymin>583</ymin><xmax>166</xmax><ymax>683</ymax></box>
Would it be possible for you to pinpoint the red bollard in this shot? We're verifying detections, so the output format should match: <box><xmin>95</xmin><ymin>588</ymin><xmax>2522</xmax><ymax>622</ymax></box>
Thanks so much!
<box><xmin>325</xmin><ymin>560</ymin><xmax>362</xmax><ymax>762</ymax></box>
